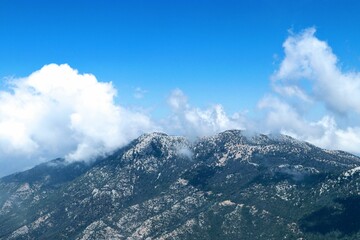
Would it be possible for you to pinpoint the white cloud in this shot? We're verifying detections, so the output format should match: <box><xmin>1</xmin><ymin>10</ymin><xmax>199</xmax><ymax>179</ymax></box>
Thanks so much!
<box><xmin>0</xmin><ymin>64</ymin><xmax>155</xmax><ymax>176</ymax></box>
<box><xmin>272</xmin><ymin>84</ymin><xmax>312</xmax><ymax>103</ymax></box>
<box><xmin>272</xmin><ymin>27</ymin><xmax>360</xmax><ymax>115</ymax></box>
<box><xmin>165</xmin><ymin>89</ymin><xmax>246</xmax><ymax>138</ymax></box>
<box><xmin>258</xmin><ymin>95</ymin><xmax>313</xmax><ymax>135</ymax></box>
<box><xmin>260</xmin><ymin>28</ymin><xmax>360</xmax><ymax>154</ymax></box>
<box><xmin>167</xmin><ymin>88</ymin><xmax>189</xmax><ymax>111</ymax></box>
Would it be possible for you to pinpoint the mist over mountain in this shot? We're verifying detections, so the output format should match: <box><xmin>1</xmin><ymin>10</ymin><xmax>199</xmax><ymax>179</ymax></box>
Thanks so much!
<box><xmin>1</xmin><ymin>130</ymin><xmax>360</xmax><ymax>239</ymax></box>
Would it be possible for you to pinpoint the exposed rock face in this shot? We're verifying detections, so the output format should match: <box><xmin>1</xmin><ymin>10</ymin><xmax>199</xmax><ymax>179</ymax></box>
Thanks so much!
<box><xmin>1</xmin><ymin>130</ymin><xmax>360</xmax><ymax>239</ymax></box>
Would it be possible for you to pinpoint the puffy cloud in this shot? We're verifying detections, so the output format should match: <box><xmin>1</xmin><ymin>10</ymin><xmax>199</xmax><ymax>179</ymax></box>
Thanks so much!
<box><xmin>165</xmin><ymin>89</ymin><xmax>246</xmax><ymax>138</ymax></box>
<box><xmin>272</xmin><ymin>27</ymin><xmax>360</xmax><ymax>115</ymax></box>
<box><xmin>260</xmin><ymin>28</ymin><xmax>360</xmax><ymax>154</ymax></box>
<box><xmin>0</xmin><ymin>64</ymin><xmax>155</xmax><ymax>176</ymax></box>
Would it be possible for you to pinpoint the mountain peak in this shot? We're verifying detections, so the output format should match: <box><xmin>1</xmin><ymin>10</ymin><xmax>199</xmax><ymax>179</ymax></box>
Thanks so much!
<box><xmin>139</xmin><ymin>131</ymin><xmax>169</xmax><ymax>139</ymax></box>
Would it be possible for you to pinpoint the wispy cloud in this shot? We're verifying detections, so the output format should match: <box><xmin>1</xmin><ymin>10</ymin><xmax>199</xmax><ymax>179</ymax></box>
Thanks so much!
<box><xmin>272</xmin><ymin>27</ymin><xmax>360</xmax><ymax>115</ymax></box>
<box><xmin>134</xmin><ymin>87</ymin><xmax>147</xmax><ymax>99</ymax></box>
<box><xmin>164</xmin><ymin>89</ymin><xmax>246</xmax><ymax>138</ymax></box>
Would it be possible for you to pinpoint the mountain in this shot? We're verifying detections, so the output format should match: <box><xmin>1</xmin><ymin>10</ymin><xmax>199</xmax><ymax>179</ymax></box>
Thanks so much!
<box><xmin>1</xmin><ymin>130</ymin><xmax>360</xmax><ymax>239</ymax></box>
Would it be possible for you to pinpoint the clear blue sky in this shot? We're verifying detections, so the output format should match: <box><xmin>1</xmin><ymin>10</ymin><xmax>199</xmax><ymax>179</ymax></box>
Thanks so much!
<box><xmin>1</xmin><ymin>0</ymin><xmax>360</xmax><ymax>116</ymax></box>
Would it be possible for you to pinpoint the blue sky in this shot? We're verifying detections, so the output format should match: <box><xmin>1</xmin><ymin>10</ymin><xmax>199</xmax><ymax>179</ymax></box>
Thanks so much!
<box><xmin>2</xmin><ymin>0</ymin><xmax>360</xmax><ymax>114</ymax></box>
<box><xmin>1</xmin><ymin>0</ymin><xmax>360</xmax><ymax>176</ymax></box>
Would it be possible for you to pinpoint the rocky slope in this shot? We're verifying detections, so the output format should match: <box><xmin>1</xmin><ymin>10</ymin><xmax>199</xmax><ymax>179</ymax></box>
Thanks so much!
<box><xmin>1</xmin><ymin>130</ymin><xmax>360</xmax><ymax>239</ymax></box>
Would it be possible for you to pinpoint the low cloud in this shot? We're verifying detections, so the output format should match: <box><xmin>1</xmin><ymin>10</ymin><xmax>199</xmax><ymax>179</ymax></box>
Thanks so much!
<box><xmin>260</xmin><ymin>28</ymin><xmax>360</xmax><ymax>153</ymax></box>
<box><xmin>165</xmin><ymin>89</ymin><xmax>246</xmax><ymax>138</ymax></box>
<box><xmin>0</xmin><ymin>64</ymin><xmax>155</xmax><ymax>176</ymax></box>
<box><xmin>176</xmin><ymin>145</ymin><xmax>194</xmax><ymax>159</ymax></box>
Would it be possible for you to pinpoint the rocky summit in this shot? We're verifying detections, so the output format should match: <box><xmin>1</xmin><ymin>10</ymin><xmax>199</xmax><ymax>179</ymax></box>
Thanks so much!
<box><xmin>1</xmin><ymin>130</ymin><xmax>360</xmax><ymax>239</ymax></box>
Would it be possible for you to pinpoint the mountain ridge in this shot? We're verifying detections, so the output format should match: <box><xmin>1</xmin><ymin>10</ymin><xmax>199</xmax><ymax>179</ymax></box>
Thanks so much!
<box><xmin>1</xmin><ymin>130</ymin><xmax>360</xmax><ymax>239</ymax></box>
